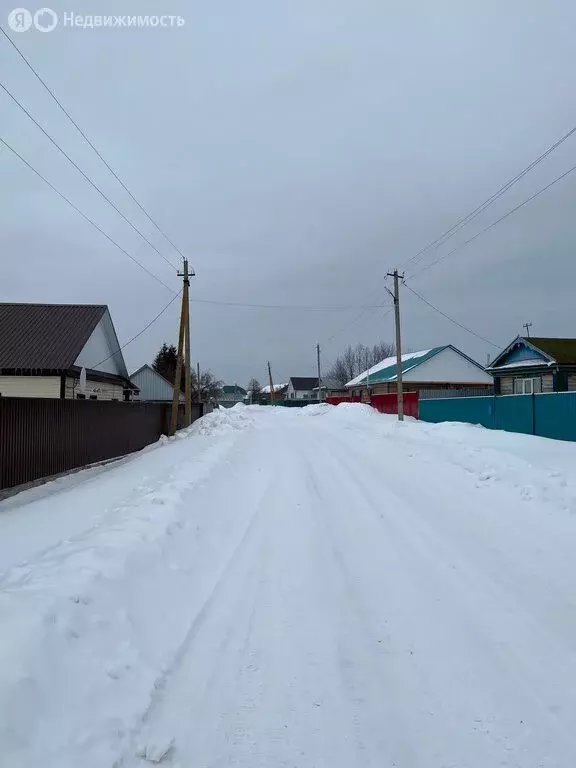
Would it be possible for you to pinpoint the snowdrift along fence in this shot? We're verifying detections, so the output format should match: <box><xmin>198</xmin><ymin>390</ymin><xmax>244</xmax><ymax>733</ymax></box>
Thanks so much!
<box><xmin>0</xmin><ymin>397</ymin><xmax>205</xmax><ymax>491</ymax></box>
<box><xmin>419</xmin><ymin>392</ymin><xmax>576</xmax><ymax>442</ymax></box>
<box><xmin>325</xmin><ymin>392</ymin><xmax>419</xmax><ymax>418</ymax></box>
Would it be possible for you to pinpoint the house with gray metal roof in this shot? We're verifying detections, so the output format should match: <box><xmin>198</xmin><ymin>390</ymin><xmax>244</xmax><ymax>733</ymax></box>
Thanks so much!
<box><xmin>345</xmin><ymin>345</ymin><xmax>493</xmax><ymax>397</ymax></box>
<box><xmin>130</xmin><ymin>364</ymin><xmax>184</xmax><ymax>403</ymax></box>
<box><xmin>0</xmin><ymin>303</ymin><xmax>136</xmax><ymax>401</ymax></box>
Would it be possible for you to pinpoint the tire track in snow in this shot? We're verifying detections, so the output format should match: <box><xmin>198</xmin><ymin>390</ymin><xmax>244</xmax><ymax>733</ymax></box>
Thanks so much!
<box><xmin>114</xmin><ymin>474</ymin><xmax>275</xmax><ymax>766</ymax></box>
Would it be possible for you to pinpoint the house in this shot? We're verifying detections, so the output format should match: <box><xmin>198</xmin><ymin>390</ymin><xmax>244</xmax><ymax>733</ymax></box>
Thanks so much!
<box><xmin>258</xmin><ymin>382</ymin><xmax>288</xmax><ymax>403</ymax></box>
<box><xmin>487</xmin><ymin>336</ymin><xmax>576</xmax><ymax>395</ymax></box>
<box><xmin>345</xmin><ymin>345</ymin><xmax>493</xmax><ymax>396</ymax></box>
<box><xmin>219</xmin><ymin>384</ymin><xmax>247</xmax><ymax>408</ymax></box>
<box><xmin>313</xmin><ymin>377</ymin><xmax>347</xmax><ymax>397</ymax></box>
<box><xmin>130</xmin><ymin>364</ymin><xmax>184</xmax><ymax>403</ymax></box>
<box><xmin>0</xmin><ymin>303</ymin><xmax>136</xmax><ymax>400</ymax></box>
<box><xmin>286</xmin><ymin>376</ymin><xmax>320</xmax><ymax>400</ymax></box>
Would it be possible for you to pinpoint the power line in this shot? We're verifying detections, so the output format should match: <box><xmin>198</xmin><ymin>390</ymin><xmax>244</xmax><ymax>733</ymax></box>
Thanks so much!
<box><xmin>400</xmin><ymin>121</ymin><xmax>576</xmax><ymax>272</ymax></box>
<box><xmin>0</xmin><ymin>26</ymin><xmax>187</xmax><ymax>265</ymax></box>
<box><xmin>404</xmin><ymin>282</ymin><xmax>500</xmax><ymax>348</ymax></box>
<box><xmin>407</xmin><ymin>161</ymin><xmax>576</xmax><ymax>281</ymax></box>
<box><xmin>90</xmin><ymin>290</ymin><xmax>182</xmax><ymax>370</ymax></box>
<box><xmin>0</xmin><ymin>78</ymin><xmax>178</xmax><ymax>271</ymax></box>
<box><xmin>0</xmin><ymin>134</ymin><xmax>176</xmax><ymax>293</ymax></box>
<box><xmin>190</xmin><ymin>297</ymin><xmax>394</xmax><ymax>311</ymax></box>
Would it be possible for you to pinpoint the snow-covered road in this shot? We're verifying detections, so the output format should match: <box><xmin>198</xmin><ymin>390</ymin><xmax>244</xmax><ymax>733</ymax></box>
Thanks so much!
<box><xmin>2</xmin><ymin>404</ymin><xmax>576</xmax><ymax>767</ymax></box>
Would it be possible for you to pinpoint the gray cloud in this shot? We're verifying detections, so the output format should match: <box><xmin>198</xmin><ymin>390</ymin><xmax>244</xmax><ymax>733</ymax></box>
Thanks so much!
<box><xmin>1</xmin><ymin>0</ymin><xmax>575</xmax><ymax>385</ymax></box>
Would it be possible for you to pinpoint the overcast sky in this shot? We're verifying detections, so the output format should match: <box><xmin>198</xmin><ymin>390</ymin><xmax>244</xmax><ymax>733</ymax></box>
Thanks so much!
<box><xmin>1</xmin><ymin>0</ymin><xmax>575</xmax><ymax>385</ymax></box>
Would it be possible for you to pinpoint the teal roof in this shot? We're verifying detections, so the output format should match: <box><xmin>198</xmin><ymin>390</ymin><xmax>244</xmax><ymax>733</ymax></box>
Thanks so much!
<box><xmin>346</xmin><ymin>346</ymin><xmax>447</xmax><ymax>387</ymax></box>
<box><xmin>221</xmin><ymin>384</ymin><xmax>247</xmax><ymax>395</ymax></box>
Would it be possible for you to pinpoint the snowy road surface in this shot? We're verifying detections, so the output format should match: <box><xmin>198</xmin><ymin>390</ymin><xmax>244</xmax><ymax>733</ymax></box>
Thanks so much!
<box><xmin>2</xmin><ymin>404</ymin><xmax>576</xmax><ymax>767</ymax></box>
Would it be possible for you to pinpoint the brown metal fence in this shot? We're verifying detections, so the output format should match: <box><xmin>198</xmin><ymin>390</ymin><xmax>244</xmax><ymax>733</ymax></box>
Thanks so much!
<box><xmin>0</xmin><ymin>398</ymin><xmax>206</xmax><ymax>492</ymax></box>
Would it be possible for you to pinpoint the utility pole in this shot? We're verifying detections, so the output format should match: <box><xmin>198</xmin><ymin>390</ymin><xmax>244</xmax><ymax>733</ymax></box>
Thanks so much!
<box><xmin>386</xmin><ymin>269</ymin><xmax>405</xmax><ymax>421</ymax></box>
<box><xmin>182</xmin><ymin>259</ymin><xmax>192</xmax><ymax>427</ymax></box>
<box><xmin>170</xmin><ymin>281</ymin><xmax>187</xmax><ymax>437</ymax></box>
<box><xmin>196</xmin><ymin>361</ymin><xmax>200</xmax><ymax>401</ymax></box>
<box><xmin>365</xmin><ymin>349</ymin><xmax>370</xmax><ymax>402</ymax></box>
<box><xmin>267</xmin><ymin>361</ymin><xmax>275</xmax><ymax>405</ymax></box>
<box><xmin>523</xmin><ymin>322</ymin><xmax>532</xmax><ymax>338</ymax></box>
<box><xmin>316</xmin><ymin>343</ymin><xmax>322</xmax><ymax>401</ymax></box>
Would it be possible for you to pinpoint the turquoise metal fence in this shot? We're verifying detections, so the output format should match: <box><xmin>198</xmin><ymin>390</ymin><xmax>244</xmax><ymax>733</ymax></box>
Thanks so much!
<box><xmin>419</xmin><ymin>396</ymin><xmax>494</xmax><ymax>428</ymax></box>
<box><xmin>494</xmin><ymin>394</ymin><xmax>534</xmax><ymax>435</ymax></box>
<box><xmin>419</xmin><ymin>392</ymin><xmax>576</xmax><ymax>443</ymax></box>
<box><xmin>534</xmin><ymin>392</ymin><xmax>576</xmax><ymax>442</ymax></box>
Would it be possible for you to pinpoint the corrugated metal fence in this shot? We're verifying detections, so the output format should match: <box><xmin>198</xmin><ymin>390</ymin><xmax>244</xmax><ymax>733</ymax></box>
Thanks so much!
<box><xmin>0</xmin><ymin>397</ymin><xmax>206</xmax><ymax>491</ymax></box>
<box><xmin>419</xmin><ymin>392</ymin><xmax>576</xmax><ymax>442</ymax></box>
<box><xmin>326</xmin><ymin>392</ymin><xmax>419</xmax><ymax>418</ymax></box>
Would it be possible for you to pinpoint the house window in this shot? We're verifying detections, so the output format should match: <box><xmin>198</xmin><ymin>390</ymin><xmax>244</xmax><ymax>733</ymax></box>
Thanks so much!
<box><xmin>76</xmin><ymin>393</ymin><xmax>86</xmax><ymax>400</ymax></box>
<box><xmin>89</xmin><ymin>395</ymin><xmax>97</xmax><ymax>400</ymax></box>
<box><xmin>513</xmin><ymin>377</ymin><xmax>541</xmax><ymax>394</ymax></box>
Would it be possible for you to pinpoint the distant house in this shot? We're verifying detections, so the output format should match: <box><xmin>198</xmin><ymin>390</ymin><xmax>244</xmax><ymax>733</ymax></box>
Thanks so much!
<box><xmin>0</xmin><ymin>303</ymin><xmax>136</xmax><ymax>400</ymax></box>
<box><xmin>219</xmin><ymin>384</ymin><xmax>247</xmax><ymax>408</ymax></box>
<box><xmin>346</xmin><ymin>345</ymin><xmax>493</xmax><ymax>396</ymax></box>
<box><xmin>286</xmin><ymin>377</ymin><xmax>319</xmax><ymax>400</ymax></box>
<box><xmin>130</xmin><ymin>364</ymin><xmax>184</xmax><ymax>403</ymax></box>
<box><xmin>258</xmin><ymin>382</ymin><xmax>288</xmax><ymax>403</ymax></box>
<box><xmin>314</xmin><ymin>377</ymin><xmax>347</xmax><ymax>397</ymax></box>
<box><xmin>487</xmin><ymin>336</ymin><xmax>576</xmax><ymax>395</ymax></box>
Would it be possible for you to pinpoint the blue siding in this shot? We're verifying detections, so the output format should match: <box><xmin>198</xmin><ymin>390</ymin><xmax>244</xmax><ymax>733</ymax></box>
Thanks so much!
<box><xmin>496</xmin><ymin>342</ymin><xmax>547</xmax><ymax>366</ymax></box>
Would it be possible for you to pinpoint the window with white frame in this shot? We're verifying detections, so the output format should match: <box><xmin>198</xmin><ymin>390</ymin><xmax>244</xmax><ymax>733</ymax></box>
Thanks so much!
<box><xmin>513</xmin><ymin>377</ymin><xmax>541</xmax><ymax>394</ymax></box>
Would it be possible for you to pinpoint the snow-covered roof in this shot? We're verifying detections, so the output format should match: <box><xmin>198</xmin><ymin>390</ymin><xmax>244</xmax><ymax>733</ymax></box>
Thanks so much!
<box><xmin>346</xmin><ymin>348</ymin><xmax>436</xmax><ymax>387</ymax></box>
<box><xmin>260</xmin><ymin>382</ymin><xmax>288</xmax><ymax>394</ymax></box>
<box><xmin>489</xmin><ymin>359</ymin><xmax>549</xmax><ymax>371</ymax></box>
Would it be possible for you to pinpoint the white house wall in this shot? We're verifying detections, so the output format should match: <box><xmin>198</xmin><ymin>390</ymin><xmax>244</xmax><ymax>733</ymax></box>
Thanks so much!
<box><xmin>403</xmin><ymin>347</ymin><xmax>493</xmax><ymax>383</ymax></box>
<box><xmin>74</xmin><ymin>312</ymin><xmax>127</xmax><ymax>376</ymax></box>
<box><xmin>0</xmin><ymin>375</ymin><xmax>60</xmax><ymax>398</ymax></box>
<box><xmin>65</xmin><ymin>377</ymin><xmax>124</xmax><ymax>401</ymax></box>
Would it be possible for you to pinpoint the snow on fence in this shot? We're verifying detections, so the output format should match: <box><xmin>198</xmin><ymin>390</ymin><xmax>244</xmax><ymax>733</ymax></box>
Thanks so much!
<box><xmin>0</xmin><ymin>397</ymin><xmax>206</xmax><ymax>492</ymax></box>
<box><xmin>419</xmin><ymin>391</ymin><xmax>576</xmax><ymax>442</ymax></box>
<box><xmin>325</xmin><ymin>392</ymin><xmax>419</xmax><ymax>418</ymax></box>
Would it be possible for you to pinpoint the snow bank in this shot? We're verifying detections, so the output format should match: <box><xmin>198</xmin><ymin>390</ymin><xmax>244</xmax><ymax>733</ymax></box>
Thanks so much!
<box><xmin>189</xmin><ymin>405</ymin><xmax>257</xmax><ymax>436</ymax></box>
<box><xmin>0</xmin><ymin>428</ymin><xmax>248</xmax><ymax>768</ymax></box>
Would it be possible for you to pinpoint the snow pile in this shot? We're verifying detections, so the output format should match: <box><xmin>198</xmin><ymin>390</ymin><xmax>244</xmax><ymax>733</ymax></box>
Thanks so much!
<box><xmin>189</xmin><ymin>405</ymin><xmax>256</xmax><ymax>436</ymax></box>
<box><xmin>0</xmin><ymin>430</ymin><xmax>248</xmax><ymax>768</ymax></box>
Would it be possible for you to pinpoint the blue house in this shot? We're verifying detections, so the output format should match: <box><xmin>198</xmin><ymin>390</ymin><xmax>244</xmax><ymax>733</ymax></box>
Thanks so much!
<box><xmin>487</xmin><ymin>336</ymin><xmax>576</xmax><ymax>395</ymax></box>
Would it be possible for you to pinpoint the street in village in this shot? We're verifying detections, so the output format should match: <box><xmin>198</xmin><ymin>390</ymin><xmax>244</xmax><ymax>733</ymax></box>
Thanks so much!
<box><xmin>2</xmin><ymin>403</ymin><xmax>576</xmax><ymax>767</ymax></box>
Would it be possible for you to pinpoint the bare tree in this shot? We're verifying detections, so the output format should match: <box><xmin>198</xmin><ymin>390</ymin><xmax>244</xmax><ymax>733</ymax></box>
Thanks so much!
<box><xmin>247</xmin><ymin>378</ymin><xmax>261</xmax><ymax>404</ymax></box>
<box><xmin>326</xmin><ymin>340</ymin><xmax>396</xmax><ymax>386</ymax></box>
<box><xmin>191</xmin><ymin>369</ymin><xmax>223</xmax><ymax>402</ymax></box>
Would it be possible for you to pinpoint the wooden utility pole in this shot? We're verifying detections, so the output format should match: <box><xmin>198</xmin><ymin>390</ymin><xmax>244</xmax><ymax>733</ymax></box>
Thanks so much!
<box><xmin>196</xmin><ymin>361</ymin><xmax>200</xmax><ymax>401</ymax></box>
<box><xmin>169</xmin><ymin>288</ymin><xmax>187</xmax><ymax>437</ymax></box>
<box><xmin>182</xmin><ymin>259</ymin><xmax>192</xmax><ymax>427</ymax></box>
<box><xmin>267</xmin><ymin>361</ymin><xmax>275</xmax><ymax>405</ymax></box>
<box><xmin>386</xmin><ymin>269</ymin><xmax>405</xmax><ymax>421</ymax></box>
<box><xmin>316</xmin><ymin>343</ymin><xmax>322</xmax><ymax>401</ymax></box>
<box><xmin>523</xmin><ymin>322</ymin><xmax>532</xmax><ymax>338</ymax></box>
<box><xmin>169</xmin><ymin>259</ymin><xmax>194</xmax><ymax>435</ymax></box>
<box><xmin>365</xmin><ymin>349</ymin><xmax>370</xmax><ymax>401</ymax></box>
